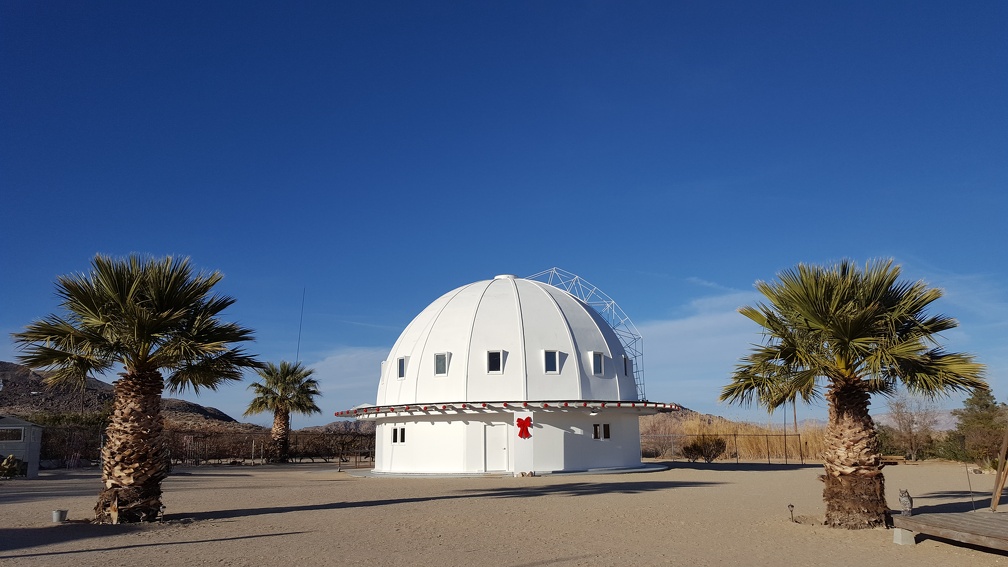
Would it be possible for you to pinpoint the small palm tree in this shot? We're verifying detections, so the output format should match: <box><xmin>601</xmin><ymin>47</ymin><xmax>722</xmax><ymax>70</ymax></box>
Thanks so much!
<box><xmin>14</xmin><ymin>255</ymin><xmax>260</xmax><ymax>523</ymax></box>
<box><xmin>244</xmin><ymin>361</ymin><xmax>321</xmax><ymax>462</ymax></box>
<box><xmin>721</xmin><ymin>259</ymin><xmax>986</xmax><ymax>528</ymax></box>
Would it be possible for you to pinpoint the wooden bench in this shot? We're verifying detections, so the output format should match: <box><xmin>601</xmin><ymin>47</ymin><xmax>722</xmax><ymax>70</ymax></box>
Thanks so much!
<box><xmin>880</xmin><ymin>455</ymin><xmax>906</xmax><ymax>466</ymax></box>
<box><xmin>892</xmin><ymin>512</ymin><xmax>1008</xmax><ymax>551</ymax></box>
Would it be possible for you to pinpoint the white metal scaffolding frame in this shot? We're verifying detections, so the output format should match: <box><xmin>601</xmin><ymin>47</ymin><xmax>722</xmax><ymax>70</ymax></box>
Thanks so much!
<box><xmin>527</xmin><ymin>267</ymin><xmax>646</xmax><ymax>401</ymax></box>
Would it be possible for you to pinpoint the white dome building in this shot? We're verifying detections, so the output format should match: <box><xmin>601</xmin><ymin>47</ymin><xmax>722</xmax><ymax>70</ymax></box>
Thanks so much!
<box><xmin>336</xmin><ymin>270</ymin><xmax>677</xmax><ymax>474</ymax></box>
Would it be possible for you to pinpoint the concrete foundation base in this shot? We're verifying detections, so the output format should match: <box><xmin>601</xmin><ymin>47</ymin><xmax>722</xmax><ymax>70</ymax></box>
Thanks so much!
<box><xmin>893</xmin><ymin>527</ymin><xmax>917</xmax><ymax>546</ymax></box>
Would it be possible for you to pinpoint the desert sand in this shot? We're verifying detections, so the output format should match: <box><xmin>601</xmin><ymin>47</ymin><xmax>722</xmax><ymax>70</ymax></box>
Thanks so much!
<box><xmin>1</xmin><ymin>460</ymin><xmax>1005</xmax><ymax>566</ymax></box>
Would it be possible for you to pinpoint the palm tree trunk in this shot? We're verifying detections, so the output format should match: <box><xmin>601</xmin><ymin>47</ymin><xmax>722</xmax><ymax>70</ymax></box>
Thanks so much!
<box><xmin>821</xmin><ymin>378</ymin><xmax>887</xmax><ymax>528</ymax></box>
<box><xmin>271</xmin><ymin>409</ymin><xmax>290</xmax><ymax>463</ymax></box>
<box><xmin>95</xmin><ymin>370</ymin><xmax>169</xmax><ymax>523</ymax></box>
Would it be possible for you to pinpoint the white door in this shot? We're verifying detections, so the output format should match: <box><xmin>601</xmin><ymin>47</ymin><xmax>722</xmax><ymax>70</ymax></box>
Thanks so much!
<box><xmin>484</xmin><ymin>423</ymin><xmax>509</xmax><ymax>471</ymax></box>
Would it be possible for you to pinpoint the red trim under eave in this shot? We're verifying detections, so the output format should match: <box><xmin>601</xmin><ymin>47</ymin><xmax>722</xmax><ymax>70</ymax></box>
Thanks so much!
<box><xmin>333</xmin><ymin>400</ymin><xmax>681</xmax><ymax>417</ymax></box>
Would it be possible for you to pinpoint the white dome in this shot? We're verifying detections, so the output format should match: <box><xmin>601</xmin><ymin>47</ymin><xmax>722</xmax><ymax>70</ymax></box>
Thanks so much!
<box><xmin>376</xmin><ymin>276</ymin><xmax>638</xmax><ymax>406</ymax></box>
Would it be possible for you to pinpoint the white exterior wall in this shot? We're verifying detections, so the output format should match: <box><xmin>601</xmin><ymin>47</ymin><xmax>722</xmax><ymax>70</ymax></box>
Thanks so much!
<box><xmin>372</xmin><ymin>409</ymin><xmax>644</xmax><ymax>474</ymax></box>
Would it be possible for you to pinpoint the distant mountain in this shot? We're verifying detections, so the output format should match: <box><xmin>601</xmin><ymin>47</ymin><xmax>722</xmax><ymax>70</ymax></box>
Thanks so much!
<box><xmin>874</xmin><ymin>410</ymin><xmax>958</xmax><ymax>432</ymax></box>
<box><xmin>0</xmin><ymin>361</ymin><xmax>264</xmax><ymax>432</ymax></box>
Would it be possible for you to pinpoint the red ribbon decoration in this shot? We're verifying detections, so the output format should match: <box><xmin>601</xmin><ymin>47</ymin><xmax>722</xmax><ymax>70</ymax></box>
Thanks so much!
<box><xmin>516</xmin><ymin>417</ymin><xmax>532</xmax><ymax>439</ymax></box>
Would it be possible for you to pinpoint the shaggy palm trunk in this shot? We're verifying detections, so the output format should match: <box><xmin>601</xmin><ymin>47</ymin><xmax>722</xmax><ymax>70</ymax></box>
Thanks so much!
<box><xmin>271</xmin><ymin>409</ymin><xmax>290</xmax><ymax>463</ymax></box>
<box><xmin>95</xmin><ymin>370</ymin><xmax>169</xmax><ymax>523</ymax></box>
<box><xmin>821</xmin><ymin>378</ymin><xmax>887</xmax><ymax>528</ymax></box>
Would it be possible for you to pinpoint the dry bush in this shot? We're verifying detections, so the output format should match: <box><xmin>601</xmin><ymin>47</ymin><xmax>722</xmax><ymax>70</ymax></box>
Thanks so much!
<box><xmin>640</xmin><ymin>412</ymin><xmax>826</xmax><ymax>462</ymax></box>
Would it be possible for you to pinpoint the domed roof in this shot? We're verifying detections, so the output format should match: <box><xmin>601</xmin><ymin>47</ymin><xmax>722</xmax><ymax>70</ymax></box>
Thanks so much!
<box><xmin>376</xmin><ymin>274</ymin><xmax>638</xmax><ymax>406</ymax></box>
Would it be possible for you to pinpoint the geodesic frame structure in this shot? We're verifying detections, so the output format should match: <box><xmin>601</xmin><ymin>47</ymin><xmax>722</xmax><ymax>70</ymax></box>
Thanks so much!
<box><xmin>528</xmin><ymin>267</ymin><xmax>646</xmax><ymax>401</ymax></box>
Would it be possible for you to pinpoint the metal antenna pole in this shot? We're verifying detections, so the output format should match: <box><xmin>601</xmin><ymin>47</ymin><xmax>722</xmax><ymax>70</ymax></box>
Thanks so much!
<box><xmin>295</xmin><ymin>287</ymin><xmax>306</xmax><ymax>363</ymax></box>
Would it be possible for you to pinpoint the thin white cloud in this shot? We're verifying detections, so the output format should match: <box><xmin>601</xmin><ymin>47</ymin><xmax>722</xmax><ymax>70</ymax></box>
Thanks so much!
<box><xmin>172</xmin><ymin>345</ymin><xmax>389</xmax><ymax>429</ymax></box>
<box><xmin>636</xmin><ymin>289</ymin><xmax>775</xmax><ymax>421</ymax></box>
<box><xmin>309</xmin><ymin>346</ymin><xmax>387</xmax><ymax>406</ymax></box>
<box><xmin>638</xmin><ymin>268</ymin><xmax>1008</xmax><ymax>423</ymax></box>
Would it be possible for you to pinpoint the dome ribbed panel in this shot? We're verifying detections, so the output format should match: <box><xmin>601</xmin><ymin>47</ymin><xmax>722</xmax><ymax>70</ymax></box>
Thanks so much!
<box><xmin>376</xmin><ymin>276</ymin><xmax>632</xmax><ymax>405</ymax></box>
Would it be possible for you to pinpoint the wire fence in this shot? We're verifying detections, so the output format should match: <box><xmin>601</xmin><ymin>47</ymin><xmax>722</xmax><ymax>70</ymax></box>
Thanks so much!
<box><xmin>166</xmin><ymin>430</ymin><xmax>376</xmax><ymax>467</ymax></box>
<box><xmin>37</xmin><ymin>426</ymin><xmax>810</xmax><ymax>470</ymax></box>
<box><xmin>641</xmin><ymin>433</ymin><xmax>808</xmax><ymax>464</ymax></box>
<box><xmin>36</xmin><ymin>426</ymin><xmax>376</xmax><ymax>469</ymax></box>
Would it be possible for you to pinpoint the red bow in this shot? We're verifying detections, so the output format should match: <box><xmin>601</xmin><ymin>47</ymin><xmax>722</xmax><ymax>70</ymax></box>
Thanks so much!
<box><xmin>516</xmin><ymin>417</ymin><xmax>532</xmax><ymax>439</ymax></box>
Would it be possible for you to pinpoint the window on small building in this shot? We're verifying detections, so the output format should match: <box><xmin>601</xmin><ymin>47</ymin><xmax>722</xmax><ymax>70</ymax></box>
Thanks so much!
<box><xmin>397</xmin><ymin>357</ymin><xmax>406</xmax><ymax>379</ymax></box>
<box><xmin>392</xmin><ymin>426</ymin><xmax>406</xmax><ymax>443</ymax></box>
<box><xmin>399</xmin><ymin>427</ymin><xmax>406</xmax><ymax>443</ymax></box>
<box><xmin>591</xmin><ymin>351</ymin><xmax>604</xmax><ymax>375</ymax></box>
<box><xmin>544</xmin><ymin>350</ymin><xmax>558</xmax><ymax>373</ymax></box>
<box><xmin>434</xmin><ymin>353</ymin><xmax>449</xmax><ymax>376</ymax></box>
<box><xmin>603</xmin><ymin>423</ymin><xmax>610</xmax><ymax>439</ymax></box>
<box><xmin>592</xmin><ymin>423</ymin><xmax>611</xmax><ymax>440</ymax></box>
<box><xmin>623</xmin><ymin>355</ymin><xmax>630</xmax><ymax>377</ymax></box>
<box><xmin>0</xmin><ymin>427</ymin><xmax>23</xmax><ymax>442</ymax></box>
<box><xmin>487</xmin><ymin>350</ymin><xmax>502</xmax><ymax>373</ymax></box>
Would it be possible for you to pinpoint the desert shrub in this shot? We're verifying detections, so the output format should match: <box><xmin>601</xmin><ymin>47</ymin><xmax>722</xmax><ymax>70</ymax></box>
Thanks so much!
<box><xmin>965</xmin><ymin>428</ymin><xmax>1005</xmax><ymax>469</ymax></box>
<box><xmin>640</xmin><ymin>413</ymin><xmax>823</xmax><ymax>462</ymax></box>
<box><xmin>932</xmin><ymin>432</ymin><xmax>971</xmax><ymax>462</ymax></box>
<box><xmin>681</xmin><ymin>435</ymin><xmax>727</xmax><ymax>463</ymax></box>
<box><xmin>949</xmin><ymin>388</ymin><xmax>1006</xmax><ymax>468</ymax></box>
<box><xmin>875</xmin><ymin>425</ymin><xmax>900</xmax><ymax>456</ymax></box>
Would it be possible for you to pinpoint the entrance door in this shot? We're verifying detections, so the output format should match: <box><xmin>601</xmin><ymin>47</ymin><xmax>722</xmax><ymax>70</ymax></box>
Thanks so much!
<box><xmin>484</xmin><ymin>423</ymin><xmax>509</xmax><ymax>471</ymax></box>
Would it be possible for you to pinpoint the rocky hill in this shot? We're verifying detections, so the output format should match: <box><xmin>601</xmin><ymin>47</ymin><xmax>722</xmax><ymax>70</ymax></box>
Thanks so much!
<box><xmin>0</xmin><ymin>361</ymin><xmax>265</xmax><ymax>432</ymax></box>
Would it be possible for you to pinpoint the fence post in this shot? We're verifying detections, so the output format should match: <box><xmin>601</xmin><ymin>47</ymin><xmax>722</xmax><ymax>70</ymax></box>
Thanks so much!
<box><xmin>784</xmin><ymin>434</ymin><xmax>788</xmax><ymax>465</ymax></box>
<box><xmin>734</xmin><ymin>432</ymin><xmax>739</xmax><ymax>464</ymax></box>
<box><xmin>765</xmin><ymin>434</ymin><xmax>771</xmax><ymax>464</ymax></box>
<box><xmin>798</xmin><ymin>433</ymin><xmax>804</xmax><ymax>465</ymax></box>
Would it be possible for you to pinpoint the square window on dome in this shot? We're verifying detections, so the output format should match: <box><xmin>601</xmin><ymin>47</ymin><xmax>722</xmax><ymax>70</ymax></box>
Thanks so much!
<box><xmin>487</xmin><ymin>351</ymin><xmax>502</xmax><ymax>373</ymax></box>
<box><xmin>434</xmin><ymin>353</ymin><xmax>449</xmax><ymax>376</ymax></box>
<box><xmin>591</xmin><ymin>351</ymin><xmax>604</xmax><ymax>375</ymax></box>
<box><xmin>544</xmin><ymin>350</ymin><xmax>558</xmax><ymax>373</ymax></box>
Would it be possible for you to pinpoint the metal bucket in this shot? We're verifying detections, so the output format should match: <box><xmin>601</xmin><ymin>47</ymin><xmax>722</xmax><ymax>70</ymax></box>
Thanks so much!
<box><xmin>52</xmin><ymin>509</ymin><xmax>68</xmax><ymax>523</ymax></box>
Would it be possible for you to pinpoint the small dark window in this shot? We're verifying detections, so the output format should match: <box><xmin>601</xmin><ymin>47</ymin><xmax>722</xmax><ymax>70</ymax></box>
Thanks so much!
<box><xmin>392</xmin><ymin>427</ymin><xmax>398</xmax><ymax>443</ymax></box>
<box><xmin>397</xmin><ymin>357</ymin><xmax>406</xmax><ymax>379</ymax></box>
<box><xmin>592</xmin><ymin>352</ymin><xmax>604</xmax><ymax>375</ymax></box>
<box><xmin>592</xmin><ymin>423</ymin><xmax>610</xmax><ymax>440</ymax></box>
<box><xmin>0</xmin><ymin>428</ymin><xmax>23</xmax><ymax>442</ymax></box>
<box><xmin>435</xmin><ymin>353</ymin><xmax>448</xmax><ymax>376</ymax></box>
<box><xmin>399</xmin><ymin>427</ymin><xmax>406</xmax><ymax>443</ymax></box>
<box><xmin>488</xmin><ymin>351</ymin><xmax>502</xmax><ymax>373</ymax></box>
<box><xmin>623</xmin><ymin>355</ymin><xmax>630</xmax><ymax>377</ymax></box>
<box><xmin>544</xmin><ymin>350</ymin><xmax>558</xmax><ymax>373</ymax></box>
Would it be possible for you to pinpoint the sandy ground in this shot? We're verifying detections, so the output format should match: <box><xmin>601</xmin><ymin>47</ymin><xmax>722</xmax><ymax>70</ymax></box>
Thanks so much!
<box><xmin>1</xmin><ymin>460</ymin><xmax>1005</xmax><ymax>566</ymax></box>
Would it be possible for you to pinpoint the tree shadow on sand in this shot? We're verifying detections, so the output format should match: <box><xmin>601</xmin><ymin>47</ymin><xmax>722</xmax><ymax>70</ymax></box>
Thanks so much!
<box><xmin>665</xmin><ymin>462</ymin><xmax>821</xmax><ymax>473</ymax></box>
<box><xmin>911</xmin><ymin>490</ymin><xmax>994</xmax><ymax>514</ymax></box>
<box><xmin>180</xmin><ymin>479</ymin><xmax>721</xmax><ymax>521</ymax></box>
<box><xmin>0</xmin><ymin>479</ymin><xmax>720</xmax><ymax>555</ymax></box>
<box><xmin>0</xmin><ymin>523</ymin><xmax>305</xmax><ymax>557</ymax></box>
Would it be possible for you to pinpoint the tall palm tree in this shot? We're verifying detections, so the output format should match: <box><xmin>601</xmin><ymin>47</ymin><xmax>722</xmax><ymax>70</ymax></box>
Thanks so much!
<box><xmin>721</xmin><ymin>259</ymin><xmax>986</xmax><ymax>528</ymax></box>
<box><xmin>244</xmin><ymin>361</ymin><xmax>321</xmax><ymax>462</ymax></box>
<box><xmin>14</xmin><ymin>254</ymin><xmax>260</xmax><ymax>523</ymax></box>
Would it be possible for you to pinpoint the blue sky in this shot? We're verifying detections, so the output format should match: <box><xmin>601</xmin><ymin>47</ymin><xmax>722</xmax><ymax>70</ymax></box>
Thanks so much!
<box><xmin>2</xmin><ymin>1</ymin><xmax>1006</xmax><ymax>428</ymax></box>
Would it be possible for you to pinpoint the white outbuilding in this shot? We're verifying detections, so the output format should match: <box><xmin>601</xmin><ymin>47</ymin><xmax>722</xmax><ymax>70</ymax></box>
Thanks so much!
<box><xmin>336</xmin><ymin>269</ymin><xmax>677</xmax><ymax>475</ymax></box>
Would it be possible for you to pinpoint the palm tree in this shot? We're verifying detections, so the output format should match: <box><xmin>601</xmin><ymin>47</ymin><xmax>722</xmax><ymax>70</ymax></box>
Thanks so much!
<box><xmin>721</xmin><ymin>259</ymin><xmax>986</xmax><ymax>528</ymax></box>
<box><xmin>244</xmin><ymin>361</ymin><xmax>321</xmax><ymax>462</ymax></box>
<box><xmin>13</xmin><ymin>254</ymin><xmax>260</xmax><ymax>523</ymax></box>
